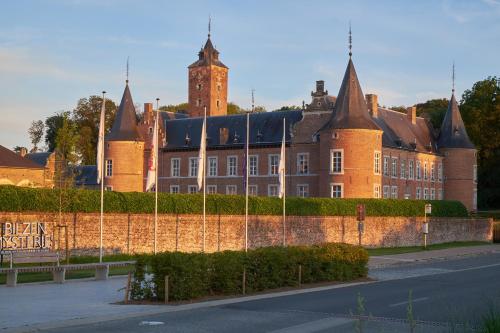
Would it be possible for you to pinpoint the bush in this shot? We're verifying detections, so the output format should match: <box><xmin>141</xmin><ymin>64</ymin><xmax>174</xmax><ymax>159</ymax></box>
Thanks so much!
<box><xmin>131</xmin><ymin>243</ymin><xmax>369</xmax><ymax>301</ymax></box>
<box><xmin>0</xmin><ymin>185</ymin><xmax>468</xmax><ymax>217</ymax></box>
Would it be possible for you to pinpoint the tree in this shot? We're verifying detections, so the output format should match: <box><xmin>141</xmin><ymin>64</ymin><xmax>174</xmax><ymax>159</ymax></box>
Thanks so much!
<box><xmin>460</xmin><ymin>77</ymin><xmax>500</xmax><ymax>209</ymax></box>
<box><xmin>416</xmin><ymin>98</ymin><xmax>448</xmax><ymax>130</ymax></box>
<box><xmin>45</xmin><ymin>112</ymin><xmax>66</xmax><ymax>152</ymax></box>
<box><xmin>159</xmin><ymin>103</ymin><xmax>189</xmax><ymax>113</ymax></box>
<box><xmin>227</xmin><ymin>102</ymin><xmax>243</xmax><ymax>114</ymax></box>
<box><xmin>13</xmin><ymin>146</ymin><xmax>27</xmax><ymax>154</ymax></box>
<box><xmin>72</xmin><ymin>96</ymin><xmax>117</xmax><ymax>165</ymax></box>
<box><xmin>388</xmin><ymin>105</ymin><xmax>407</xmax><ymax>113</ymax></box>
<box><xmin>55</xmin><ymin>114</ymin><xmax>79</xmax><ymax>164</ymax></box>
<box><xmin>277</xmin><ymin>105</ymin><xmax>302</xmax><ymax>111</ymax></box>
<box><xmin>28</xmin><ymin>120</ymin><xmax>44</xmax><ymax>152</ymax></box>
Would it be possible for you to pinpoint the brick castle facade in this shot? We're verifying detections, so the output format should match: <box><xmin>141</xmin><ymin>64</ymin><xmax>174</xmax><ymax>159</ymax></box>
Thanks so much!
<box><xmin>101</xmin><ymin>30</ymin><xmax>478</xmax><ymax>211</ymax></box>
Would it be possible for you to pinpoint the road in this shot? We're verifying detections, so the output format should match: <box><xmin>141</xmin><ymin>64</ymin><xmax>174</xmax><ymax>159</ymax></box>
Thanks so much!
<box><xmin>43</xmin><ymin>252</ymin><xmax>500</xmax><ymax>333</ymax></box>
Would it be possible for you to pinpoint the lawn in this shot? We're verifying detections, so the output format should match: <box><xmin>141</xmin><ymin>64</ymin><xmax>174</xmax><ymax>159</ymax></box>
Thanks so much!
<box><xmin>366</xmin><ymin>241</ymin><xmax>491</xmax><ymax>256</ymax></box>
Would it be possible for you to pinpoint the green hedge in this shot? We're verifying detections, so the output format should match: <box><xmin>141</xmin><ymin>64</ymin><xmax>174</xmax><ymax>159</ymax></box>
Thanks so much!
<box><xmin>131</xmin><ymin>243</ymin><xmax>369</xmax><ymax>301</ymax></box>
<box><xmin>0</xmin><ymin>185</ymin><xmax>468</xmax><ymax>217</ymax></box>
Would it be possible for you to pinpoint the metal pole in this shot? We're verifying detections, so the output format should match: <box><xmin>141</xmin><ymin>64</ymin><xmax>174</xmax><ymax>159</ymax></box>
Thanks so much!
<box><xmin>99</xmin><ymin>91</ymin><xmax>106</xmax><ymax>263</ymax></box>
<box><xmin>245</xmin><ymin>112</ymin><xmax>249</xmax><ymax>252</ymax></box>
<box><xmin>154</xmin><ymin>98</ymin><xmax>159</xmax><ymax>254</ymax></box>
<box><xmin>283</xmin><ymin>117</ymin><xmax>286</xmax><ymax>247</ymax></box>
<box><xmin>203</xmin><ymin>106</ymin><xmax>207</xmax><ymax>252</ymax></box>
<box><xmin>424</xmin><ymin>211</ymin><xmax>427</xmax><ymax>249</ymax></box>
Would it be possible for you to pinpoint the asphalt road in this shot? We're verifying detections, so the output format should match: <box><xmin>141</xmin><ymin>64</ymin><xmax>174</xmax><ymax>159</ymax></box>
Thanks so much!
<box><xmin>45</xmin><ymin>253</ymin><xmax>500</xmax><ymax>333</ymax></box>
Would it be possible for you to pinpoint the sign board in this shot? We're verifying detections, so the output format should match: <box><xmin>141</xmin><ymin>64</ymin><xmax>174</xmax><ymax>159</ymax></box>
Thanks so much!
<box><xmin>356</xmin><ymin>204</ymin><xmax>365</xmax><ymax>222</ymax></box>
<box><xmin>0</xmin><ymin>222</ymin><xmax>52</xmax><ymax>250</ymax></box>
<box><xmin>425</xmin><ymin>204</ymin><xmax>432</xmax><ymax>215</ymax></box>
<box><xmin>422</xmin><ymin>222</ymin><xmax>429</xmax><ymax>234</ymax></box>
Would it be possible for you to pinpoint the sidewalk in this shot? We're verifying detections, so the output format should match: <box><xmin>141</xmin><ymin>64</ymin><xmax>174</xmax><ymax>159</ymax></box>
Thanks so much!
<box><xmin>368</xmin><ymin>243</ymin><xmax>500</xmax><ymax>269</ymax></box>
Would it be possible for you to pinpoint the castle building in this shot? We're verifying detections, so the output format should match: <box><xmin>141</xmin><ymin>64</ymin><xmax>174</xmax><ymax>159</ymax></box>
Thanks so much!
<box><xmin>102</xmin><ymin>30</ymin><xmax>478</xmax><ymax>211</ymax></box>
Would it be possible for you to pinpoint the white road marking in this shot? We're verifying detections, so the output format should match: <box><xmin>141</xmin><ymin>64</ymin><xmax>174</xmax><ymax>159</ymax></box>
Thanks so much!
<box><xmin>373</xmin><ymin>257</ymin><xmax>416</xmax><ymax>262</ymax></box>
<box><xmin>139</xmin><ymin>321</ymin><xmax>165</xmax><ymax>326</ymax></box>
<box><xmin>389</xmin><ymin>297</ymin><xmax>429</xmax><ymax>307</ymax></box>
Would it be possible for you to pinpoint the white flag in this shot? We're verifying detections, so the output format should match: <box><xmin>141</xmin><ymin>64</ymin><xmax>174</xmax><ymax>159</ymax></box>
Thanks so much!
<box><xmin>278</xmin><ymin>118</ymin><xmax>286</xmax><ymax>198</ymax></box>
<box><xmin>197</xmin><ymin>116</ymin><xmax>207</xmax><ymax>191</ymax></box>
<box><xmin>146</xmin><ymin>113</ymin><xmax>158</xmax><ymax>192</ymax></box>
<box><xmin>96</xmin><ymin>96</ymin><xmax>106</xmax><ymax>184</ymax></box>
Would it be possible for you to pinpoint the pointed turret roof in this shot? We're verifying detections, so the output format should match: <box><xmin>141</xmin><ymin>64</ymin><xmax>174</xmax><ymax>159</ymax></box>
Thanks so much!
<box><xmin>437</xmin><ymin>93</ymin><xmax>474</xmax><ymax>149</ymax></box>
<box><xmin>188</xmin><ymin>36</ymin><xmax>227</xmax><ymax>69</ymax></box>
<box><xmin>318</xmin><ymin>58</ymin><xmax>379</xmax><ymax>131</ymax></box>
<box><xmin>106</xmin><ymin>82</ymin><xmax>143</xmax><ymax>142</ymax></box>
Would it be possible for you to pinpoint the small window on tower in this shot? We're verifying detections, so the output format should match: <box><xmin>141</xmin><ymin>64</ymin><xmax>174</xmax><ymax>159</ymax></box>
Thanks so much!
<box><xmin>196</xmin><ymin>99</ymin><xmax>201</xmax><ymax>107</ymax></box>
<box><xmin>217</xmin><ymin>100</ymin><xmax>220</xmax><ymax>107</ymax></box>
<box><xmin>217</xmin><ymin>84</ymin><xmax>221</xmax><ymax>91</ymax></box>
<box><xmin>149</xmin><ymin>127</ymin><xmax>153</xmax><ymax>134</ymax></box>
<box><xmin>197</xmin><ymin>84</ymin><xmax>202</xmax><ymax>90</ymax></box>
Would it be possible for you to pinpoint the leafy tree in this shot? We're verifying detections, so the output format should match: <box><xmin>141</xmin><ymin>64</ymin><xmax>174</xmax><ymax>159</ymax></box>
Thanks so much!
<box><xmin>159</xmin><ymin>103</ymin><xmax>189</xmax><ymax>113</ymax></box>
<box><xmin>45</xmin><ymin>112</ymin><xmax>66</xmax><ymax>152</ymax></box>
<box><xmin>416</xmin><ymin>98</ymin><xmax>448</xmax><ymax>130</ymax></box>
<box><xmin>460</xmin><ymin>77</ymin><xmax>500</xmax><ymax>208</ymax></box>
<box><xmin>72</xmin><ymin>96</ymin><xmax>117</xmax><ymax>165</ymax></box>
<box><xmin>277</xmin><ymin>105</ymin><xmax>302</xmax><ymax>111</ymax></box>
<box><xmin>388</xmin><ymin>105</ymin><xmax>407</xmax><ymax>113</ymax></box>
<box><xmin>55</xmin><ymin>114</ymin><xmax>79</xmax><ymax>164</ymax></box>
<box><xmin>12</xmin><ymin>146</ymin><xmax>27</xmax><ymax>154</ymax></box>
<box><xmin>227</xmin><ymin>102</ymin><xmax>243</xmax><ymax>114</ymax></box>
<box><xmin>28</xmin><ymin>120</ymin><xmax>44</xmax><ymax>152</ymax></box>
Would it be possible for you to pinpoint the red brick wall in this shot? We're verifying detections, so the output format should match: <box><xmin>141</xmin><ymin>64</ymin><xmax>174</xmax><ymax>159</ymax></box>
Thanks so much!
<box><xmin>188</xmin><ymin>65</ymin><xmax>228</xmax><ymax>117</ymax></box>
<box><xmin>0</xmin><ymin>212</ymin><xmax>491</xmax><ymax>256</ymax></box>
<box><xmin>442</xmin><ymin>148</ymin><xmax>477</xmax><ymax>211</ymax></box>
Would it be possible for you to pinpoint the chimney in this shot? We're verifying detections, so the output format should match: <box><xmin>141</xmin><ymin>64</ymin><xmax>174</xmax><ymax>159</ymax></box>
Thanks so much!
<box><xmin>407</xmin><ymin>106</ymin><xmax>416</xmax><ymax>125</ymax></box>
<box><xmin>365</xmin><ymin>94</ymin><xmax>378</xmax><ymax>117</ymax></box>
<box><xmin>18</xmin><ymin>147</ymin><xmax>28</xmax><ymax>157</ymax></box>
<box><xmin>144</xmin><ymin>103</ymin><xmax>153</xmax><ymax>122</ymax></box>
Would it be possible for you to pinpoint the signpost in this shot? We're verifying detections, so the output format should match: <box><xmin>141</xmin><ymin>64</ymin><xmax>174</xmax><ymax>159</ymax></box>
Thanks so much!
<box><xmin>423</xmin><ymin>203</ymin><xmax>431</xmax><ymax>249</ymax></box>
<box><xmin>356</xmin><ymin>204</ymin><xmax>365</xmax><ymax>246</ymax></box>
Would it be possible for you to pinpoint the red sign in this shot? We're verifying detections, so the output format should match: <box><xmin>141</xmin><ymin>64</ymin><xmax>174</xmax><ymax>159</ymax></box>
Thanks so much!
<box><xmin>357</xmin><ymin>204</ymin><xmax>365</xmax><ymax>221</ymax></box>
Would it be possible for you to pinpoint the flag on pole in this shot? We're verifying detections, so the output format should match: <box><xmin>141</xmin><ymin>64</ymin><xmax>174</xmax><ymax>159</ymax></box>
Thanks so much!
<box><xmin>145</xmin><ymin>113</ymin><xmax>158</xmax><ymax>192</ymax></box>
<box><xmin>96</xmin><ymin>96</ymin><xmax>106</xmax><ymax>184</ymax></box>
<box><xmin>278</xmin><ymin>118</ymin><xmax>286</xmax><ymax>198</ymax></box>
<box><xmin>197</xmin><ymin>116</ymin><xmax>207</xmax><ymax>191</ymax></box>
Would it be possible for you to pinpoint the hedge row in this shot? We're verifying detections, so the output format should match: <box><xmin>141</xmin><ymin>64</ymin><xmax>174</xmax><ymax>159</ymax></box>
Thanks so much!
<box><xmin>0</xmin><ymin>185</ymin><xmax>468</xmax><ymax>217</ymax></box>
<box><xmin>131</xmin><ymin>243</ymin><xmax>369</xmax><ymax>301</ymax></box>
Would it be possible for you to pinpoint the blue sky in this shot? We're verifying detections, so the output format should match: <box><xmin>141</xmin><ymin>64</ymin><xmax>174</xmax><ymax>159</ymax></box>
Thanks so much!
<box><xmin>1</xmin><ymin>0</ymin><xmax>499</xmax><ymax>150</ymax></box>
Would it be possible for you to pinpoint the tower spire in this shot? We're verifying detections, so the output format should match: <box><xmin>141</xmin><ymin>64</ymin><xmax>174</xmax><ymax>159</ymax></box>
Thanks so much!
<box><xmin>452</xmin><ymin>61</ymin><xmax>455</xmax><ymax>94</ymax></box>
<box><xmin>126</xmin><ymin>56</ymin><xmax>129</xmax><ymax>84</ymax></box>
<box><xmin>251</xmin><ymin>88</ymin><xmax>255</xmax><ymax>112</ymax></box>
<box><xmin>349</xmin><ymin>21</ymin><xmax>352</xmax><ymax>58</ymax></box>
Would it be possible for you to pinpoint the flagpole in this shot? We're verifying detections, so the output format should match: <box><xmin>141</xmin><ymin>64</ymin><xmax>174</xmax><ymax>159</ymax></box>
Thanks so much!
<box><xmin>203</xmin><ymin>106</ymin><xmax>207</xmax><ymax>252</ymax></box>
<box><xmin>245</xmin><ymin>111</ymin><xmax>249</xmax><ymax>252</ymax></box>
<box><xmin>282</xmin><ymin>117</ymin><xmax>286</xmax><ymax>247</ymax></box>
<box><xmin>99</xmin><ymin>91</ymin><xmax>106</xmax><ymax>263</ymax></box>
<box><xmin>154</xmin><ymin>98</ymin><xmax>160</xmax><ymax>254</ymax></box>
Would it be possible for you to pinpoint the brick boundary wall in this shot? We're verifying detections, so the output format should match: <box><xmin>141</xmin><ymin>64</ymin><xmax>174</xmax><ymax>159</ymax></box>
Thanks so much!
<box><xmin>0</xmin><ymin>212</ymin><xmax>492</xmax><ymax>256</ymax></box>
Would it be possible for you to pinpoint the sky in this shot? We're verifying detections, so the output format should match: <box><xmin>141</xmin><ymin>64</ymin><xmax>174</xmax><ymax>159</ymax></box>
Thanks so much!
<box><xmin>1</xmin><ymin>0</ymin><xmax>499</xmax><ymax>150</ymax></box>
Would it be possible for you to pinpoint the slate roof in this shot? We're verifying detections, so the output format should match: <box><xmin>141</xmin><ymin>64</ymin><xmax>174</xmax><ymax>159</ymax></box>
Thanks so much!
<box><xmin>319</xmin><ymin>58</ymin><xmax>379</xmax><ymax>131</ymax></box>
<box><xmin>374</xmin><ymin>108</ymin><xmax>439</xmax><ymax>154</ymax></box>
<box><xmin>163</xmin><ymin>110</ymin><xmax>303</xmax><ymax>151</ymax></box>
<box><xmin>106</xmin><ymin>82</ymin><xmax>144</xmax><ymax>142</ymax></box>
<box><xmin>437</xmin><ymin>93</ymin><xmax>475</xmax><ymax>149</ymax></box>
<box><xmin>74</xmin><ymin>165</ymin><xmax>98</xmax><ymax>186</ymax></box>
<box><xmin>188</xmin><ymin>37</ymin><xmax>227</xmax><ymax>69</ymax></box>
<box><xmin>0</xmin><ymin>145</ymin><xmax>44</xmax><ymax>169</ymax></box>
<box><xmin>26</xmin><ymin>152</ymin><xmax>51</xmax><ymax>167</ymax></box>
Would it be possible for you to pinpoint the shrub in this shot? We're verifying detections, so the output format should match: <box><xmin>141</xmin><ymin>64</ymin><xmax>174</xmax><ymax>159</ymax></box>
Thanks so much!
<box><xmin>131</xmin><ymin>243</ymin><xmax>369</xmax><ymax>301</ymax></box>
<box><xmin>0</xmin><ymin>185</ymin><xmax>468</xmax><ymax>217</ymax></box>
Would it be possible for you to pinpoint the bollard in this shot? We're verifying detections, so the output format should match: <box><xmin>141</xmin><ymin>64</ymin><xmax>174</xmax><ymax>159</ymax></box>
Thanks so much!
<box><xmin>164</xmin><ymin>275</ymin><xmax>169</xmax><ymax>304</ymax></box>
<box><xmin>124</xmin><ymin>271</ymin><xmax>132</xmax><ymax>304</ymax></box>
<box><xmin>242</xmin><ymin>268</ymin><xmax>246</xmax><ymax>295</ymax></box>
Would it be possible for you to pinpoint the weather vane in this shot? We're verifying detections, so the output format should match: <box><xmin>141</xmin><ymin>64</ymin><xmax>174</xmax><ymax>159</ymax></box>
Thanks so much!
<box><xmin>126</xmin><ymin>56</ymin><xmax>129</xmax><ymax>83</ymax></box>
<box><xmin>349</xmin><ymin>22</ymin><xmax>352</xmax><ymax>57</ymax></box>
<box><xmin>208</xmin><ymin>15</ymin><xmax>211</xmax><ymax>38</ymax></box>
<box><xmin>452</xmin><ymin>62</ymin><xmax>455</xmax><ymax>94</ymax></box>
<box><xmin>251</xmin><ymin>88</ymin><xmax>255</xmax><ymax>112</ymax></box>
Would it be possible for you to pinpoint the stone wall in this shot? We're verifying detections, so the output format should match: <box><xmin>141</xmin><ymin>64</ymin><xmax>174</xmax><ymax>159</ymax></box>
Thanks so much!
<box><xmin>0</xmin><ymin>212</ymin><xmax>492</xmax><ymax>256</ymax></box>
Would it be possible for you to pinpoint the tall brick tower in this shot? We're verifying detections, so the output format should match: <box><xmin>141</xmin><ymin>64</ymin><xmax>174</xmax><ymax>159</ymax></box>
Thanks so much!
<box><xmin>438</xmin><ymin>90</ymin><xmax>477</xmax><ymax>211</ymax></box>
<box><xmin>105</xmin><ymin>80</ymin><xmax>145</xmax><ymax>192</ymax></box>
<box><xmin>188</xmin><ymin>23</ymin><xmax>228</xmax><ymax>117</ymax></box>
<box><xmin>316</xmin><ymin>41</ymin><xmax>383</xmax><ymax>198</ymax></box>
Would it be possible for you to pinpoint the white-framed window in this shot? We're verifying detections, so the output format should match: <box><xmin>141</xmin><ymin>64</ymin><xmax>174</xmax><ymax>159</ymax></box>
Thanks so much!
<box><xmin>391</xmin><ymin>158</ymin><xmax>398</xmax><ymax>178</ymax></box>
<box><xmin>374</xmin><ymin>184</ymin><xmax>381</xmax><ymax>198</ymax></box>
<box><xmin>416</xmin><ymin>161</ymin><xmax>421</xmax><ymax>180</ymax></box>
<box><xmin>424</xmin><ymin>162</ymin><xmax>428</xmax><ymax>180</ymax></box>
<box><xmin>297</xmin><ymin>153</ymin><xmax>309</xmax><ymax>175</ymax></box>
<box><xmin>227</xmin><ymin>156</ymin><xmax>237</xmax><ymax>176</ymax></box>
<box><xmin>330</xmin><ymin>183</ymin><xmax>343</xmax><ymax>198</ymax></box>
<box><xmin>269</xmin><ymin>154</ymin><xmax>279</xmax><ymax>175</ymax></box>
<box><xmin>438</xmin><ymin>163</ymin><xmax>443</xmax><ymax>182</ymax></box>
<box><xmin>383</xmin><ymin>156</ymin><xmax>389</xmax><ymax>176</ymax></box>
<box><xmin>268</xmin><ymin>184</ymin><xmax>279</xmax><ymax>197</ymax></box>
<box><xmin>208</xmin><ymin>157</ymin><xmax>218</xmax><ymax>177</ymax></box>
<box><xmin>391</xmin><ymin>186</ymin><xmax>398</xmax><ymax>199</ymax></box>
<box><xmin>248</xmin><ymin>185</ymin><xmax>258</xmax><ymax>196</ymax></box>
<box><xmin>105</xmin><ymin>186</ymin><xmax>113</xmax><ymax>191</ymax></box>
<box><xmin>188</xmin><ymin>185</ymin><xmax>198</xmax><ymax>194</ymax></box>
<box><xmin>330</xmin><ymin>149</ymin><xmax>343</xmax><ymax>174</ymax></box>
<box><xmin>473</xmin><ymin>165</ymin><xmax>477</xmax><ymax>183</ymax></box>
<box><xmin>423</xmin><ymin>188</ymin><xmax>429</xmax><ymax>200</ymax></box>
<box><xmin>438</xmin><ymin>189</ymin><xmax>443</xmax><ymax>200</ymax></box>
<box><xmin>207</xmin><ymin>185</ymin><xmax>217</xmax><ymax>194</ymax></box>
<box><xmin>430</xmin><ymin>188</ymin><xmax>436</xmax><ymax>200</ymax></box>
<box><xmin>226</xmin><ymin>185</ymin><xmax>237</xmax><ymax>195</ymax></box>
<box><xmin>374</xmin><ymin>151</ymin><xmax>381</xmax><ymax>175</ymax></box>
<box><xmin>105</xmin><ymin>159</ymin><xmax>113</xmax><ymax>177</ymax></box>
<box><xmin>297</xmin><ymin>184</ymin><xmax>309</xmax><ymax>198</ymax></box>
<box><xmin>170</xmin><ymin>185</ymin><xmax>180</xmax><ymax>194</ymax></box>
<box><xmin>409</xmin><ymin>160</ymin><xmax>414</xmax><ymax>180</ymax></box>
<box><xmin>416</xmin><ymin>187</ymin><xmax>421</xmax><ymax>200</ymax></box>
<box><xmin>189</xmin><ymin>157</ymin><xmax>198</xmax><ymax>177</ymax></box>
<box><xmin>249</xmin><ymin>155</ymin><xmax>258</xmax><ymax>176</ymax></box>
<box><xmin>431</xmin><ymin>163</ymin><xmax>435</xmax><ymax>182</ymax></box>
<box><xmin>400</xmin><ymin>160</ymin><xmax>406</xmax><ymax>179</ymax></box>
<box><xmin>171</xmin><ymin>158</ymin><xmax>180</xmax><ymax>177</ymax></box>
<box><xmin>383</xmin><ymin>185</ymin><xmax>390</xmax><ymax>198</ymax></box>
